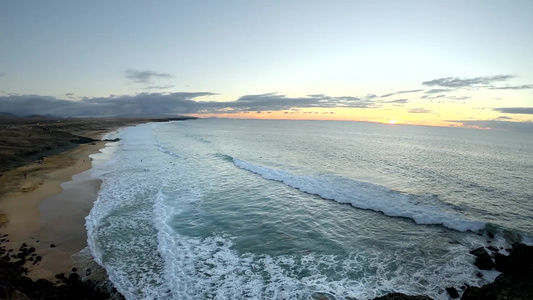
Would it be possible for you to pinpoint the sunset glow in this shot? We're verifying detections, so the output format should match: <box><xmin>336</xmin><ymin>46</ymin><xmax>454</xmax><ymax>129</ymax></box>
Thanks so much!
<box><xmin>0</xmin><ymin>1</ymin><xmax>532</xmax><ymax>131</ymax></box>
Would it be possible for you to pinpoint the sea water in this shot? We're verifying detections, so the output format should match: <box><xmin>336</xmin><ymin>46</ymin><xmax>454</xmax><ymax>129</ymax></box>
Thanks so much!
<box><xmin>85</xmin><ymin>119</ymin><xmax>533</xmax><ymax>300</ymax></box>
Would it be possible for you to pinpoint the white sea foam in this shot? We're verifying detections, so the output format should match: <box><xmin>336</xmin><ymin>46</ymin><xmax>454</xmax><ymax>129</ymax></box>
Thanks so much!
<box><xmin>233</xmin><ymin>158</ymin><xmax>485</xmax><ymax>233</ymax></box>
<box><xmin>150</xmin><ymin>157</ymin><xmax>487</xmax><ymax>300</ymax></box>
<box><xmin>155</xmin><ymin>195</ymin><xmax>485</xmax><ymax>299</ymax></box>
<box><xmin>86</xmin><ymin>124</ymin><xmax>172</xmax><ymax>299</ymax></box>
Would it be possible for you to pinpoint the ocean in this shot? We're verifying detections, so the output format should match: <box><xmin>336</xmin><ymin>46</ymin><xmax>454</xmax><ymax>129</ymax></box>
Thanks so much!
<box><xmin>85</xmin><ymin>119</ymin><xmax>533</xmax><ymax>300</ymax></box>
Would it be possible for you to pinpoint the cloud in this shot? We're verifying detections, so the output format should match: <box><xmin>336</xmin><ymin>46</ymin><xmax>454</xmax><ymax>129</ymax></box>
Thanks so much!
<box><xmin>125</xmin><ymin>69</ymin><xmax>173</xmax><ymax>84</ymax></box>
<box><xmin>141</xmin><ymin>85</ymin><xmax>175</xmax><ymax>90</ymax></box>
<box><xmin>384</xmin><ymin>99</ymin><xmax>409</xmax><ymax>104</ymax></box>
<box><xmin>229</xmin><ymin>93</ymin><xmax>379</xmax><ymax>112</ymax></box>
<box><xmin>408</xmin><ymin>108</ymin><xmax>432</xmax><ymax>114</ymax></box>
<box><xmin>420</xmin><ymin>94</ymin><xmax>445</xmax><ymax>100</ymax></box>
<box><xmin>380</xmin><ymin>89</ymin><xmax>423</xmax><ymax>98</ymax></box>
<box><xmin>447</xmin><ymin>96</ymin><xmax>471</xmax><ymax>100</ymax></box>
<box><xmin>493</xmin><ymin>107</ymin><xmax>533</xmax><ymax>114</ymax></box>
<box><xmin>447</xmin><ymin>120</ymin><xmax>533</xmax><ymax>131</ymax></box>
<box><xmin>495</xmin><ymin>116</ymin><xmax>513</xmax><ymax>120</ymax></box>
<box><xmin>489</xmin><ymin>84</ymin><xmax>533</xmax><ymax>90</ymax></box>
<box><xmin>0</xmin><ymin>93</ymin><xmax>213</xmax><ymax>117</ymax></box>
<box><xmin>425</xmin><ymin>89</ymin><xmax>451</xmax><ymax>94</ymax></box>
<box><xmin>0</xmin><ymin>92</ymin><xmax>381</xmax><ymax>117</ymax></box>
<box><xmin>0</xmin><ymin>73</ymin><xmax>5</xmax><ymax>77</ymax></box>
<box><xmin>420</xmin><ymin>94</ymin><xmax>470</xmax><ymax>101</ymax></box>
<box><xmin>65</xmin><ymin>92</ymin><xmax>77</xmax><ymax>99</ymax></box>
<box><xmin>422</xmin><ymin>75</ymin><xmax>514</xmax><ymax>88</ymax></box>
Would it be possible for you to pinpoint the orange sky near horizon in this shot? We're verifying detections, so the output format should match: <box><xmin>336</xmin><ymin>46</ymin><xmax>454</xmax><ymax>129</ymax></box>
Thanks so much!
<box><xmin>190</xmin><ymin>103</ymin><xmax>514</xmax><ymax>129</ymax></box>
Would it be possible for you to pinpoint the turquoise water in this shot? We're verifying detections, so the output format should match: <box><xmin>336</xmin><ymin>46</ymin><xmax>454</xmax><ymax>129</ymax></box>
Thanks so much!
<box><xmin>86</xmin><ymin>119</ymin><xmax>533</xmax><ymax>300</ymax></box>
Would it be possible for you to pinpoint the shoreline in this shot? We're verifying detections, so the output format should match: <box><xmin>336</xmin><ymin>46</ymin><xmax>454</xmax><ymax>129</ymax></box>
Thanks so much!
<box><xmin>0</xmin><ymin>117</ymin><xmax>195</xmax><ymax>298</ymax></box>
<box><xmin>0</xmin><ymin>141</ymin><xmax>107</xmax><ymax>281</ymax></box>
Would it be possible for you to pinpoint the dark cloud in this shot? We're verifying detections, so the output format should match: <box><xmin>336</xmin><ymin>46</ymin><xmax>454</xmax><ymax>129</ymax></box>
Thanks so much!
<box><xmin>230</xmin><ymin>93</ymin><xmax>378</xmax><ymax>112</ymax></box>
<box><xmin>422</xmin><ymin>75</ymin><xmax>514</xmax><ymax>88</ymax></box>
<box><xmin>0</xmin><ymin>93</ymin><xmax>212</xmax><ymax>117</ymax></box>
<box><xmin>495</xmin><ymin>116</ymin><xmax>513</xmax><ymax>120</ymax></box>
<box><xmin>65</xmin><ymin>92</ymin><xmax>76</xmax><ymax>99</ymax></box>
<box><xmin>425</xmin><ymin>89</ymin><xmax>451</xmax><ymax>94</ymax></box>
<box><xmin>489</xmin><ymin>84</ymin><xmax>533</xmax><ymax>90</ymax></box>
<box><xmin>0</xmin><ymin>92</ymin><xmax>380</xmax><ymax>117</ymax></box>
<box><xmin>493</xmin><ymin>107</ymin><xmax>533</xmax><ymax>114</ymax></box>
<box><xmin>420</xmin><ymin>94</ymin><xmax>445</xmax><ymax>100</ymax></box>
<box><xmin>380</xmin><ymin>89</ymin><xmax>423</xmax><ymax>98</ymax></box>
<box><xmin>408</xmin><ymin>108</ymin><xmax>431</xmax><ymax>114</ymax></box>
<box><xmin>125</xmin><ymin>69</ymin><xmax>173</xmax><ymax>84</ymax></box>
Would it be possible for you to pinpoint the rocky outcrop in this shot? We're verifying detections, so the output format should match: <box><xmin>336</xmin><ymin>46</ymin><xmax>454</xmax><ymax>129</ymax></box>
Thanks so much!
<box><xmin>375</xmin><ymin>243</ymin><xmax>533</xmax><ymax>300</ymax></box>
<box><xmin>373</xmin><ymin>292</ymin><xmax>433</xmax><ymax>300</ymax></box>
<box><xmin>461</xmin><ymin>243</ymin><xmax>533</xmax><ymax>300</ymax></box>
<box><xmin>0</xmin><ymin>237</ymin><xmax>121</xmax><ymax>300</ymax></box>
<box><xmin>470</xmin><ymin>247</ymin><xmax>495</xmax><ymax>270</ymax></box>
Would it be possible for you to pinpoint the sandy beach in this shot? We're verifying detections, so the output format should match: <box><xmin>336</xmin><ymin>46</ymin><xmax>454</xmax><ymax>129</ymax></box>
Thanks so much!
<box><xmin>0</xmin><ymin>141</ymin><xmax>106</xmax><ymax>281</ymax></box>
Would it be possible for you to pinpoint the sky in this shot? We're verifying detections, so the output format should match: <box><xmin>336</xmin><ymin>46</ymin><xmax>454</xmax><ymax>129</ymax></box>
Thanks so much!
<box><xmin>1</xmin><ymin>0</ymin><xmax>533</xmax><ymax>130</ymax></box>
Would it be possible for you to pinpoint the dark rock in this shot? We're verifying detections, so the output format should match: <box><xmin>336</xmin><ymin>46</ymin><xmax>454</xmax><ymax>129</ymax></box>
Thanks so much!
<box><xmin>50</xmin><ymin>243</ymin><xmax>56</xmax><ymax>248</ymax></box>
<box><xmin>469</xmin><ymin>247</ymin><xmax>487</xmax><ymax>257</ymax></box>
<box><xmin>446</xmin><ymin>287</ymin><xmax>459</xmax><ymax>299</ymax></box>
<box><xmin>461</xmin><ymin>273</ymin><xmax>533</xmax><ymax>300</ymax></box>
<box><xmin>494</xmin><ymin>252</ymin><xmax>509</xmax><ymax>272</ymax></box>
<box><xmin>487</xmin><ymin>232</ymin><xmax>495</xmax><ymax>239</ymax></box>
<box><xmin>72</xmin><ymin>267</ymin><xmax>77</xmax><ymax>272</ymax></box>
<box><xmin>373</xmin><ymin>293</ymin><xmax>434</xmax><ymax>300</ymax></box>
<box><xmin>68</xmin><ymin>272</ymin><xmax>80</xmax><ymax>282</ymax></box>
<box><xmin>504</xmin><ymin>243</ymin><xmax>533</xmax><ymax>275</ymax></box>
<box><xmin>71</xmin><ymin>136</ymin><xmax>98</xmax><ymax>144</ymax></box>
<box><xmin>1</xmin><ymin>240</ymin><xmax>122</xmax><ymax>300</ymax></box>
<box><xmin>487</xmin><ymin>245</ymin><xmax>498</xmax><ymax>252</ymax></box>
<box><xmin>461</xmin><ymin>243</ymin><xmax>533</xmax><ymax>300</ymax></box>
<box><xmin>103</xmin><ymin>138</ymin><xmax>120</xmax><ymax>142</ymax></box>
<box><xmin>473</xmin><ymin>252</ymin><xmax>494</xmax><ymax>270</ymax></box>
